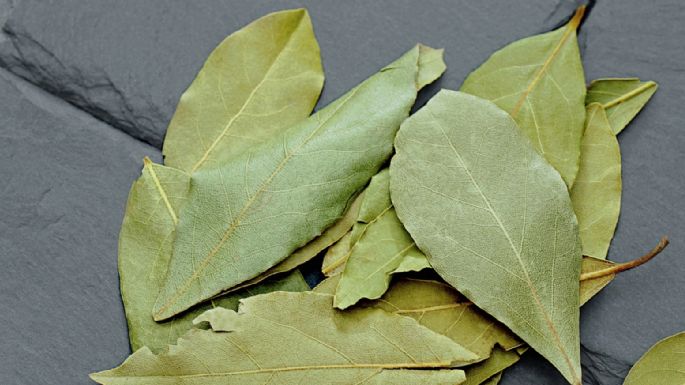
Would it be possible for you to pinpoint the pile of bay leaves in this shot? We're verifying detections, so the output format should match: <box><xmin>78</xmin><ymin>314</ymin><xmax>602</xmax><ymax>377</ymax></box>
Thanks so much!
<box><xmin>91</xmin><ymin>7</ymin><xmax>682</xmax><ymax>385</ymax></box>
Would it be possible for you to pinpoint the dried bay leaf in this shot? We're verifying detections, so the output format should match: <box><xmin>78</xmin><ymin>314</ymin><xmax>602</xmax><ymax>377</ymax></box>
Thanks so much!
<box><xmin>163</xmin><ymin>9</ymin><xmax>324</xmax><ymax>173</ymax></box>
<box><xmin>229</xmin><ymin>191</ymin><xmax>364</xmax><ymax>292</ymax></box>
<box><xmin>586</xmin><ymin>78</ymin><xmax>658</xmax><ymax>134</ymax></box>
<box><xmin>460</xmin><ymin>7</ymin><xmax>586</xmax><ymax>187</ymax></box>
<box><xmin>481</xmin><ymin>372</ymin><xmax>503</xmax><ymax>385</ymax></box>
<box><xmin>154</xmin><ymin>45</ymin><xmax>446</xmax><ymax>320</ymax></box>
<box><xmin>366</xmin><ymin>279</ymin><xmax>520</xmax><ymax>360</ymax></box>
<box><xmin>334</xmin><ymin>170</ymin><xmax>430</xmax><ymax>309</ymax></box>
<box><xmin>92</xmin><ymin>292</ymin><xmax>478</xmax><ymax>385</ymax></box>
<box><xmin>623</xmin><ymin>332</ymin><xmax>685</xmax><ymax>385</ymax></box>
<box><xmin>570</xmin><ymin>104</ymin><xmax>622</xmax><ymax>259</ymax></box>
<box><xmin>462</xmin><ymin>347</ymin><xmax>523</xmax><ymax>385</ymax></box>
<box><xmin>579</xmin><ymin>256</ymin><xmax>615</xmax><ymax>305</ymax></box>
<box><xmin>322</xmin><ymin>231</ymin><xmax>353</xmax><ymax>276</ymax></box>
<box><xmin>390</xmin><ymin>90</ymin><xmax>582</xmax><ymax>384</ymax></box>
<box><xmin>118</xmin><ymin>159</ymin><xmax>309</xmax><ymax>352</ymax></box>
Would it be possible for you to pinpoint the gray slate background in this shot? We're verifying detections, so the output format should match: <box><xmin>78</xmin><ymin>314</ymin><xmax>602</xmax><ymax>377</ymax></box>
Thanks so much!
<box><xmin>0</xmin><ymin>1</ymin><xmax>682</xmax><ymax>384</ymax></box>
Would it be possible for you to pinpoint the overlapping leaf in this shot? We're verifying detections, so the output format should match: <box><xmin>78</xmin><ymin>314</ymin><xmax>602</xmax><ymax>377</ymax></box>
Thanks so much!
<box><xmin>460</xmin><ymin>7</ymin><xmax>586</xmax><ymax>187</ymax></box>
<box><xmin>230</xmin><ymin>192</ymin><xmax>364</xmax><ymax>292</ymax></box>
<box><xmin>623</xmin><ymin>332</ymin><xmax>685</xmax><ymax>385</ymax></box>
<box><xmin>92</xmin><ymin>292</ymin><xmax>477</xmax><ymax>385</ymax></box>
<box><xmin>118</xmin><ymin>159</ymin><xmax>309</xmax><ymax>352</ymax></box>
<box><xmin>163</xmin><ymin>9</ymin><xmax>324</xmax><ymax>173</ymax></box>
<box><xmin>334</xmin><ymin>170</ymin><xmax>430</xmax><ymax>309</ymax></box>
<box><xmin>570</xmin><ymin>104</ymin><xmax>622</xmax><ymax>259</ymax></box>
<box><xmin>154</xmin><ymin>45</ymin><xmax>446</xmax><ymax>320</ymax></box>
<box><xmin>586</xmin><ymin>78</ymin><xmax>658</xmax><ymax>134</ymax></box>
<box><xmin>390</xmin><ymin>90</ymin><xmax>582</xmax><ymax>384</ymax></box>
<box><xmin>462</xmin><ymin>347</ymin><xmax>523</xmax><ymax>385</ymax></box>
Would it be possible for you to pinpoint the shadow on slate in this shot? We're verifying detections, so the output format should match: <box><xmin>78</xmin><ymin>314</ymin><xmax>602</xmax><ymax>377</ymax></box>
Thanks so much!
<box><xmin>1</xmin><ymin>1</ymin><xmax>684</xmax><ymax>385</ymax></box>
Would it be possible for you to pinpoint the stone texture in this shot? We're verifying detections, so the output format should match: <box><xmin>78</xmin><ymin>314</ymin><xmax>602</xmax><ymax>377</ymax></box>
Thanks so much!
<box><xmin>1</xmin><ymin>1</ymin><xmax>684</xmax><ymax>385</ymax></box>
<box><xmin>0</xmin><ymin>69</ymin><xmax>158</xmax><ymax>385</ymax></box>
<box><xmin>0</xmin><ymin>0</ymin><xmax>579</xmax><ymax>148</ymax></box>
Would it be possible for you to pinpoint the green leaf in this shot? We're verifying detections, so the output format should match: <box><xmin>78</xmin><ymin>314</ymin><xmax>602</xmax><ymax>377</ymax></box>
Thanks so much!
<box><xmin>623</xmin><ymin>332</ymin><xmax>685</xmax><ymax>385</ymax></box>
<box><xmin>322</xmin><ymin>231</ymin><xmax>354</xmax><ymax>276</ymax></box>
<box><xmin>118</xmin><ymin>159</ymin><xmax>309</xmax><ymax>353</ymax></box>
<box><xmin>586</xmin><ymin>78</ymin><xmax>658</xmax><ymax>134</ymax></box>
<box><xmin>460</xmin><ymin>8</ymin><xmax>586</xmax><ymax>187</ymax></box>
<box><xmin>570</xmin><ymin>104</ymin><xmax>622</xmax><ymax>259</ymax></box>
<box><xmin>153</xmin><ymin>44</ymin><xmax>446</xmax><ymax>320</ymax></box>
<box><xmin>334</xmin><ymin>170</ymin><xmax>430</xmax><ymax>309</ymax></box>
<box><xmin>163</xmin><ymin>9</ymin><xmax>324</xmax><ymax>173</ymax></box>
<box><xmin>230</xmin><ymin>191</ymin><xmax>364</xmax><ymax>292</ymax></box>
<box><xmin>462</xmin><ymin>347</ymin><xmax>522</xmax><ymax>385</ymax></box>
<box><xmin>92</xmin><ymin>292</ymin><xmax>477</xmax><ymax>385</ymax></box>
<box><xmin>366</xmin><ymin>279</ymin><xmax>520</xmax><ymax>360</ymax></box>
<box><xmin>579</xmin><ymin>256</ymin><xmax>615</xmax><ymax>305</ymax></box>
<box><xmin>390</xmin><ymin>90</ymin><xmax>582</xmax><ymax>384</ymax></box>
<box><xmin>481</xmin><ymin>372</ymin><xmax>503</xmax><ymax>385</ymax></box>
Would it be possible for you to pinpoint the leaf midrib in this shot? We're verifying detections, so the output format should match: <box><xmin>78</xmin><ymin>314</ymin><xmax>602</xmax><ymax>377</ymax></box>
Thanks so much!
<box><xmin>429</xmin><ymin>112</ymin><xmax>580</xmax><ymax>383</ymax></box>
<box><xmin>510</xmin><ymin>19</ymin><xmax>579</xmax><ymax>118</ymax></box>
<box><xmin>155</xmin><ymin>85</ymin><xmax>363</xmax><ymax>319</ymax></box>
<box><xmin>190</xmin><ymin>11</ymin><xmax>307</xmax><ymax>173</ymax></box>
<box><xmin>95</xmin><ymin>361</ymin><xmax>455</xmax><ymax>380</ymax></box>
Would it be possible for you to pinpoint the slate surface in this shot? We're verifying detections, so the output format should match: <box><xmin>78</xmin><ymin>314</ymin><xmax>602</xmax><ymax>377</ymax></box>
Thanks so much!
<box><xmin>0</xmin><ymin>1</ymin><xmax>683</xmax><ymax>385</ymax></box>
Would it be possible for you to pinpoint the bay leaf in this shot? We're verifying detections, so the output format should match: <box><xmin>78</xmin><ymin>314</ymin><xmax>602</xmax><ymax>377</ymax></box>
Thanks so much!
<box><xmin>153</xmin><ymin>44</ymin><xmax>446</xmax><ymax>320</ymax></box>
<box><xmin>462</xmin><ymin>347</ymin><xmax>522</xmax><ymax>385</ymax></box>
<box><xmin>460</xmin><ymin>7</ymin><xmax>586</xmax><ymax>187</ymax></box>
<box><xmin>163</xmin><ymin>9</ymin><xmax>324</xmax><ymax>173</ymax></box>
<box><xmin>366</xmin><ymin>279</ymin><xmax>521</xmax><ymax>360</ymax></box>
<box><xmin>623</xmin><ymin>332</ymin><xmax>685</xmax><ymax>385</ymax></box>
<box><xmin>586</xmin><ymin>78</ymin><xmax>658</xmax><ymax>134</ymax></box>
<box><xmin>118</xmin><ymin>159</ymin><xmax>309</xmax><ymax>352</ymax></box>
<box><xmin>570</xmin><ymin>104</ymin><xmax>622</xmax><ymax>259</ymax></box>
<box><xmin>390</xmin><ymin>90</ymin><xmax>582</xmax><ymax>384</ymax></box>
<box><xmin>481</xmin><ymin>372</ymin><xmax>503</xmax><ymax>385</ymax></box>
<box><xmin>579</xmin><ymin>256</ymin><xmax>615</xmax><ymax>305</ymax></box>
<box><xmin>322</xmin><ymin>231</ymin><xmax>353</xmax><ymax>276</ymax></box>
<box><xmin>229</xmin><ymin>191</ymin><xmax>364</xmax><ymax>292</ymax></box>
<box><xmin>92</xmin><ymin>292</ymin><xmax>477</xmax><ymax>385</ymax></box>
<box><xmin>334</xmin><ymin>169</ymin><xmax>430</xmax><ymax>309</ymax></box>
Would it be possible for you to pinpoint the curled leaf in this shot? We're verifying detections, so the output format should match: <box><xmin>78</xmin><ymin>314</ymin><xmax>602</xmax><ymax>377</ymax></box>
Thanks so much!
<box><xmin>570</xmin><ymin>104</ymin><xmax>622</xmax><ymax>259</ymax></box>
<box><xmin>334</xmin><ymin>170</ymin><xmax>430</xmax><ymax>309</ymax></box>
<box><xmin>586</xmin><ymin>78</ymin><xmax>658</xmax><ymax>134</ymax></box>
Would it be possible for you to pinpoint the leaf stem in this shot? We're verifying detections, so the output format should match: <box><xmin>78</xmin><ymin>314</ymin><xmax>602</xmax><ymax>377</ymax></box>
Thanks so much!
<box><xmin>580</xmin><ymin>236</ymin><xmax>669</xmax><ymax>281</ymax></box>
<box><xmin>569</xmin><ymin>5</ymin><xmax>586</xmax><ymax>30</ymax></box>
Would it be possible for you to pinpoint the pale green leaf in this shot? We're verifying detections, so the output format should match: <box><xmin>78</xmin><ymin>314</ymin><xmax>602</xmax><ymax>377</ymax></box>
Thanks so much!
<box><xmin>92</xmin><ymin>292</ymin><xmax>477</xmax><ymax>385</ymax></box>
<box><xmin>230</xmin><ymin>191</ymin><xmax>364</xmax><ymax>292</ymax></box>
<box><xmin>462</xmin><ymin>347</ymin><xmax>522</xmax><ymax>385</ymax></box>
<box><xmin>586</xmin><ymin>78</ymin><xmax>658</xmax><ymax>134</ymax></box>
<box><xmin>481</xmin><ymin>372</ymin><xmax>503</xmax><ymax>385</ymax></box>
<box><xmin>460</xmin><ymin>8</ymin><xmax>586</xmax><ymax>187</ymax></box>
<box><xmin>366</xmin><ymin>279</ymin><xmax>520</xmax><ymax>360</ymax></box>
<box><xmin>118</xmin><ymin>159</ymin><xmax>309</xmax><ymax>353</ymax></box>
<box><xmin>579</xmin><ymin>256</ymin><xmax>615</xmax><ymax>305</ymax></box>
<box><xmin>570</xmin><ymin>104</ymin><xmax>622</xmax><ymax>259</ymax></box>
<box><xmin>163</xmin><ymin>9</ymin><xmax>324</xmax><ymax>173</ymax></box>
<box><xmin>623</xmin><ymin>332</ymin><xmax>685</xmax><ymax>385</ymax></box>
<box><xmin>322</xmin><ymin>231</ymin><xmax>353</xmax><ymax>276</ymax></box>
<box><xmin>154</xmin><ymin>44</ymin><xmax>446</xmax><ymax>320</ymax></box>
<box><xmin>334</xmin><ymin>170</ymin><xmax>430</xmax><ymax>309</ymax></box>
<box><xmin>390</xmin><ymin>90</ymin><xmax>582</xmax><ymax>384</ymax></box>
